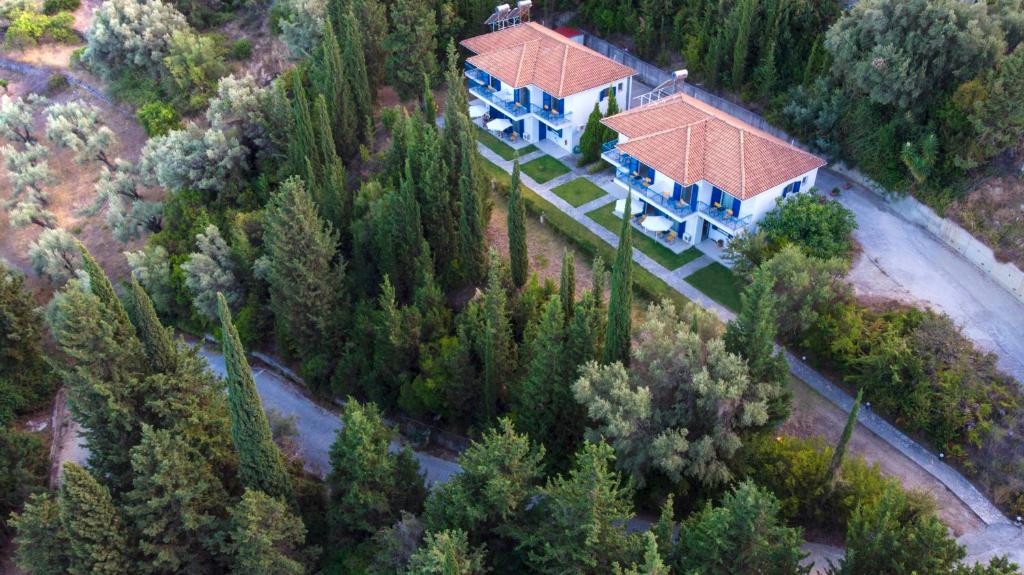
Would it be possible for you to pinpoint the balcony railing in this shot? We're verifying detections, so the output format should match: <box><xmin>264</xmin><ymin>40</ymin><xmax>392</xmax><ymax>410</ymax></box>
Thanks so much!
<box><xmin>465</xmin><ymin>66</ymin><xmax>488</xmax><ymax>86</ymax></box>
<box><xmin>615</xmin><ymin>170</ymin><xmax>695</xmax><ymax>220</ymax></box>
<box><xmin>601</xmin><ymin>139</ymin><xmax>628</xmax><ymax>165</ymax></box>
<box><xmin>697</xmin><ymin>201</ymin><xmax>752</xmax><ymax>231</ymax></box>
<box><xmin>533</xmin><ymin>104</ymin><xmax>572</xmax><ymax>128</ymax></box>
<box><xmin>468</xmin><ymin>84</ymin><xmax>531</xmax><ymax>119</ymax></box>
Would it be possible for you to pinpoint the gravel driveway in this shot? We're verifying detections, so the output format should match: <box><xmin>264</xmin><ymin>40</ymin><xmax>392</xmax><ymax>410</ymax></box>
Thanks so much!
<box><xmin>816</xmin><ymin>169</ymin><xmax>1024</xmax><ymax>383</ymax></box>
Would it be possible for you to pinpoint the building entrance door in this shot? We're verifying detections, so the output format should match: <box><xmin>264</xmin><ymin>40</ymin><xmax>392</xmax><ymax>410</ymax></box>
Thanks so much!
<box><xmin>538</xmin><ymin>121</ymin><xmax>547</xmax><ymax>141</ymax></box>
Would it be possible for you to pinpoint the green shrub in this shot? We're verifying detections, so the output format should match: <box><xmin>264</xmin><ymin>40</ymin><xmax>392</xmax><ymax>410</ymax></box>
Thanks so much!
<box><xmin>759</xmin><ymin>193</ymin><xmax>857</xmax><ymax>261</ymax></box>
<box><xmin>0</xmin><ymin>428</ymin><xmax>48</xmax><ymax>537</ymax></box>
<box><xmin>227</xmin><ymin>38</ymin><xmax>252</xmax><ymax>60</ymax></box>
<box><xmin>69</xmin><ymin>46</ymin><xmax>86</xmax><ymax>69</ymax></box>
<box><xmin>3</xmin><ymin>10</ymin><xmax>76</xmax><ymax>48</ymax></box>
<box><xmin>42</xmin><ymin>0</ymin><xmax>79</xmax><ymax>14</ymax></box>
<box><xmin>46</xmin><ymin>72</ymin><xmax>69</xmax><ymax>94</ymax></box>
<box><xmin>136</xmin><ymin>101</ymin><xmax>181</xmax><ymax>137</ymax></box>
<box><xmin>108</xmin><ymin>70</ymin><xmax>163</xmax><ymax>108</ymax></box>
<box><xmin>739</xmin><ymin>434</ymin><xmax>928</xmax><ymax>534</ymax></box>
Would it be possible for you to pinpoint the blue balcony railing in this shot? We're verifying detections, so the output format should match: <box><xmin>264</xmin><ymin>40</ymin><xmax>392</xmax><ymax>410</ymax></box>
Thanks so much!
<box><xmin>697</xmin><ymin>201</ymin><xmax>752</xmax><ymax>231</ymax></box>
<box><xmin>467</xmin><ymin>84</ymin><xmax>531</xmax><ymax>119</ymax></box>
<box><xmin>532</xmin><ymin>104</ymin><xmax>572</xmax><ymax>128</ymax></box>
<box><xmin>464</xmin><ymin>62</ymin><xmax>488</xmax><ymax>86</ymax></box>
<box><xmin>601</xmin><ymin>139</ymin><xmax>627</xmax><ymax>165</ymax></box>
<box><xmin>614</xmin><ymin>170</ymin><xmax>695</xmax><ymax>220</ymax></box>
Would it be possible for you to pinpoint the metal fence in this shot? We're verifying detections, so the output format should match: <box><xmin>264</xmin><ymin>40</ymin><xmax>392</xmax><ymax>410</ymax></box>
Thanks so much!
<box><xmin>580</xmin><ymin>34</ymin><xmax>804</xmax><ymax>148</ymax></box>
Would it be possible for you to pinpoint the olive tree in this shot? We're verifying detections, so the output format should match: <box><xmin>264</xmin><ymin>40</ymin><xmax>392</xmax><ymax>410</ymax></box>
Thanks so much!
<box><xmin>83</xmin><ymin>0</ymin><xmax>188</xmax><ymax>80</ymax></box>
<box><xmin>140</xmin><ymin>122</ymin><xmax>249</xmax><ymax>192</ymax></box>
<box><xmin>28</xmin><ymin>228</ymin><xmax>80</xmax><ymax>284</ymax></box>
<box><xmin>0</xmin><ymin>94</ymin><xmax>46</xmax><ymax>144</ymax></box>
<box><xmin>181</xmin><ymin>224</ymin><xmax>241</xmax><ymax>320</ymax></box>
<box><xmin>9</xmin><ymin>201</ymin><xmax>56</xmax><ymax>229</ymax></box>
<box><xmin>573</xmin><ymin>300</ymin><xmax>773</xmax><ymax>489</ymax></box>
<box><xmin>277</xmin><ymin>0</ymin><xmax>324</xmax><ymax>58</ymax></box>
<box><xmin>125</xmin><ymin>244</ymin><xmax>173</xmax><ymax>316</ymax></box>
<box><xmin>45</xmin><ymin>101</ymin><xmax>118</xmax><ymax>168</ymax></box>
<box><xmin>90</xmin><ymin>160</ymin><xmax>163</xmax><ymax>242</ymax></box>
<box><xmin>2</xmin><ymin>143</ymin><xmax>55</xmax><ymax>206</ymax></box>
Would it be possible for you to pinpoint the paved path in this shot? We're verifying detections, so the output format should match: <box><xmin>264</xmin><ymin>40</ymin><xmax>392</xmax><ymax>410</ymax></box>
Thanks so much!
<box><xmin>477</xmin><ymin>144</ymin><xmax>1015</xmax><ymax>532</ymax></box>
<box><xmin>199</xmin><ymin>347</ymin><xmax>461</xmax><ymax>486</ymax></box>
<box><xmin>817</xmin><ymin>169</ymin><xmax>1024</xmax><ymax>383</ymax></box>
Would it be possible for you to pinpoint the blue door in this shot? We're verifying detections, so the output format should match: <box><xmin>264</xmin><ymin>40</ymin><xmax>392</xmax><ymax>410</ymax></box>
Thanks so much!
<box><xmin>538</xmin><ymin>121</ymin><xmax>547</xmax><ymax>141</ymax></box>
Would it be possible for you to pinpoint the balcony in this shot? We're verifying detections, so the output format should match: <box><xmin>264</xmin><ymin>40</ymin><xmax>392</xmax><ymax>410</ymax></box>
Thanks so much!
<box><xmin>467</xmin><ymin>83</ymin><xmax>531</xmax><ymax>120</ymax></box>
<box><xmin>601</xmin><ymin>139</ymin><xmax>627</xmax><ymax>166</ymax></box>
<box><xmin>464</xmin><ymin>62</ymin><xmax>488</xmax><ymax>86</ymax></box>
<box><xmin>532</xmin><ymin>103</ymin><xmax>572</xmax><ymax>128</ymax></box>
<box><xmin>697</xmin><ymin>201</ymin><xmax>752</xmax><ymax>232</ymax></box>
<box><xmin>614</xmin><ymin>170</ymin><xmax>695</xmax><ymax>220</ymax></box>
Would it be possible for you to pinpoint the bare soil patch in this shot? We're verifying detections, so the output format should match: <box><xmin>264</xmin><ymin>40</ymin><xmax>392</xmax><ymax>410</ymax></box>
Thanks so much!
<box><xmin>784</xmin><ymin>378</ymin><xmax>984</xmax><ymax>537</ymax></box>
<box><xmin>0</xmin><ymin>69</ymin><xmax>154</xmax><ymax>296</ymax></box>
<box><xmin>217</xmin><ymin>6</ymin><xmax>291</xmax><ymax>84</ymax></box>
<box><xmin>947</xmin><ymin>174</ymin><xmax>1024</xmax><ymax>269</ymax></box>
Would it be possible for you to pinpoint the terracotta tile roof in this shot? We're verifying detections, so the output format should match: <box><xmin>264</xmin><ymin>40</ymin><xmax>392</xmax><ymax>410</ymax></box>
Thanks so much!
<box><xmin>461</xmin><ymin>22</ymin><xmax>634</xmax><ymax>98</ymax></box>
<box><xmin>602</xmin><ymin>93</ymin><xmax>826</xmax><ymax>200</ymax></box>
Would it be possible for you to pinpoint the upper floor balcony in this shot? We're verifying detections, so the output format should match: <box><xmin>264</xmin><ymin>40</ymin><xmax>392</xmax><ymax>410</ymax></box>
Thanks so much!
<box><xmin>697</xmin><ymin>201</ymin><xmax>752</xmax><ymax>232</ymax></box>
<box><xmin>601</xmin><ymin>139</ymin><xmax>626</xmax><ymax>166</ymax></box>
<box><xmin>614</xmin><ymin>170</ymin><xmax>694</xmax><ymax>220</ymax></box>
<box><xmin>468</xmin><ymin>83</ymin><xmax>531</xmax><ymax>120</ymax></box>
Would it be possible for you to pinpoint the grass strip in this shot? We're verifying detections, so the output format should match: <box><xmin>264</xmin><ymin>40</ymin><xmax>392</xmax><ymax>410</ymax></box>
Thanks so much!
<box><xmin>586</xmin><ymin>203</ymin><xmax>703</xmax><ymax>271</ymax></box>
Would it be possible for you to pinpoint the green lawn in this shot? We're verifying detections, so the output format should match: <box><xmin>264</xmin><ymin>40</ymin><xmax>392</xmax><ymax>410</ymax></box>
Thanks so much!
<box><xmin>474</xmin><ymin>126</ymin><xmax>536</xmax><ymax>161</ymax></box>
<box><xmin>521</xmin><ymin>155</ymin><xmax>571</xmax><ymax>184</ymax></box>
<box><xmin>479</xmin><ymin>160</ymin><xmax>690</xmax><ymax>310</ymax></box>
<box><xmin>551</xmin><ymin>178</ymin><xmax>607</xmax><ymax>207</ymax></box>
<box><xmin>684</xmin><ymin>262</ymin><xmax>745</xmax><ymax>312</ymax></box>
<box><xmin>585</xmin><ymin>203</ymin><xmax>703</xmax><ymax>271</ymax></box>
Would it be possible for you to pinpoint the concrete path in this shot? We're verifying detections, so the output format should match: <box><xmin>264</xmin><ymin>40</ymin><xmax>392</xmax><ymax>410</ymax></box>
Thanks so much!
<box><xmin>815</xmin><ymin>170</ymin><xmax>1024</xmax><ymax>383</ymax></box>
<box><xmin>673</xmin><ymin>254</ymin><xmax>713</xmax><ymax>279</ymax></box>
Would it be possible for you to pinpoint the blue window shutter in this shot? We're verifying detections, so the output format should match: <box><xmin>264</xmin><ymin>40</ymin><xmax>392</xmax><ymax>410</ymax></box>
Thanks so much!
<box><xmin>514</xmin><ymin>89</ymin><xmax>520</xmax><ymax>104</ymax></box>
<box><xmin>599</xmin><ymin>88</ymin><xmax>607</xmax><ymax>100</ymax></box>
<box><xmin>711</xmin><ymin>187</ymin><xmax>722</xmax><ymax>206</ymax></box>
<box><xmin>690</xmin><ymin>185</ymin><xmax>699</xmax><ymax>208</ymax></box>
<box><xmin>733</xmin><ymin>199</ymin><xmax>742</xmax><ymax>216</ymax></box>
<box><xmin>543</xmin><ymin>93</ymin><xmax>551</xmax><ymax>109</ymax></box>
<box><xmin>681</xmin><ymin>221</ymin><xmax>687</xmax><ymax>234</ymax></box>
<box><xmin>673</xmin><ymin>182</ymin><xmax>682</xmax><ymax>200</ymax></box>
<box><xmin>647</xmin><ymin>166</ymin><xmax>655</xmax><ymax>180</ymax></box>
<box><xmin>793</xmin><ymin>181</ymin><xmax>801</xmax><ymax>194</ymax></box>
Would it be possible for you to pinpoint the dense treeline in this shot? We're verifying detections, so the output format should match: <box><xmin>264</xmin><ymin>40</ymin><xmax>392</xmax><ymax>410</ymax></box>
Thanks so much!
<box><xmin>567</xmin><ymin>0</ymin><xmax>1024</xmax><ymax>209</ymax></box>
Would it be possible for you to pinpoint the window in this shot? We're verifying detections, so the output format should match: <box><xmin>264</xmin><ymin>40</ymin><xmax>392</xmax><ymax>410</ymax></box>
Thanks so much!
<box><xmin>599</xmin><ymin>86</ymin><xmax>617</xmax><ymax>101</ymax></box>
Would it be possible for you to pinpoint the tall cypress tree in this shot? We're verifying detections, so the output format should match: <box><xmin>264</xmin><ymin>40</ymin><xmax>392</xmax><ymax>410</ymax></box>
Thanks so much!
<box><xmin>507</xmin><ymin>160</ymin><xmax>528</xmax><ymax>289</ymax></box>
<box><xmin>603</xmin><ymin>193</ymin><xmax>633</xmax><ymax>366</ymax></box>
<box><xmin>126</xmin><ymin>277</ymin><xmax>177</xmax><ymax>374</ymax></box>
<box><xmin>731</xmin><ymin>0</ymin><xmax>758</xmax><ymax>89</ymax></box>
<box><xmin>579</xmin><ymin>102</ymin><xmax>605</xmax><ymax>165</ymax></box>
<box><xmin>724</xmin><ymin>267</ymin><xmax>790</xmax><ymax>424</ymax></box>
<box><xmin>336</xmin><ymin>5</ymin><xmax>374</xmax><ymax>141</ymax></box>
<box><xmin>79</xmin><ymin>244</ymin><xmax>134</xmax><ymax>339</ymax></box>
<box><xmin>289</xmin><ymin>71</ymin><xmax>317</xmax><ymax>178</ymax></box>
<box><xmin>59</xmin><ymin>464</ymin><xmax>132</xmax><ymax>575</ymax></box>
<box><xmin>559</xmin><ymin>249</ymin><xmax>576</xmax><ymax>324</ymax></box>
<box><xmin>419</xmin><ymin>128</ymin><xmax>456</xmax><ymax>286</ymax></box>
<box><xmin>422</xmin><ymin>72</ymin><xmax>438</xmax><ymax>125</ymax></box>
<box><xmin>827</xmin><ymin>388</ymin><xmax>863</xmax><ymax>485</ymax></box>
<box><xmin>457</xmin><ymin>138</ymin><xmax>486</xmax><ymax>285</ymax></box>
<box><xmin>482</xmin><ymin>259</ymin><xmax>515</xmax><ymax>422</ymax></box>
<box><xmin>316</xmin><ymin>18</ymin><xmax>358</xmax><ymax>158</ymax></box>
<box><xmin>217</xmin><ymin>293</ymin><xmax>295</xmax><ymax>504</ymax></box>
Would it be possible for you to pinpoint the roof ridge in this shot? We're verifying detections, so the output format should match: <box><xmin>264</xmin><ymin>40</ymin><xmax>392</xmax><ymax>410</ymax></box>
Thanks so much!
<box><xmin>682</xmin><ymin>124</ymin><xmax>691</xmax><ymax>184</ymax></box>
<box><xmin>515</xmin><ymin>42</ymin><xmax>530</xmax><ymax>85</ymax></box>
<box><xmin>739</xmin><ymin>130</ymin><xmax>745</xmax><ymax>198</ymax></box>
<box><xmin>558</xmin><ymin>45</ymin><xmax>569</xmax><ymax>96</ymax></box>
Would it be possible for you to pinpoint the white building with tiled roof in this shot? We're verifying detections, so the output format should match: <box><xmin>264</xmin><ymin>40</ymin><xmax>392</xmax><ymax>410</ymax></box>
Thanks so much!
<box><xmin>461</xmin><ymin>21</ymin><xmax>635</xmax><ymax>153</ymax></box>
<box><xmin>600</xmin><ymin>93</ymin><xmax>827</xmax><ymax>246</ymax></box>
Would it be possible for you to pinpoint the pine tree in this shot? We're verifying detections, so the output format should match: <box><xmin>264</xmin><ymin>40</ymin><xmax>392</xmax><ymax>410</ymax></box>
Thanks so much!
<box><xmin>723</xmin><ymin>267</ymin><xmax>790</xmax><ymax>424</ymax></box>
<box><xmin>327</xmin><ymin>399</ymin><xmax>427</xmax><ymax>536</ymax></box>
<box><xmin>827</xmin><ymin>388</ymin><xmax>863</xmax><ymax>485</ymax></box>
<box><xmin>507</xmin><ymin>160</ymin><xmax>528</xmax><ymax>289</ymax></box>
<box><xmin>406</xmin><ymin>530</ymin><xmax>487</xmax><ymax>575</ymax></box>
<box><xmin>559</xmin><ymin>249</ymin><xmax>576</xmax><ymax>324</ymax></box>
<box><xmin>457</xmin><ymin>138</ymin><xmax>486</xmax><ymax>285</ymax></box>
<box><xmin>9</xmin><ymin>493</ymin><xmax>71</xmax><ymax>575</ymax></box>
<box><xmin>652</xmin><ymin>494</ymin><xmax>675</xmax><ymax>562</ymax></box>
<box><xmin>125</xmin><ymin>277</ymin><xmax>177</xmax><ymax>374</ymax></box>
<box><xmin>263</xmin><ymin>177</ymin><xmax>345</xmax><ymax>372</ymax></box>
<box><xmin>617</xmin><ymin>532</ymin><xmax>670</xmax><ymax>575</ymax></box>
<box><xmin>125</xmin><ymin>425</ymin><xmax>226</xmax><ymax>574</ymax></box>
<box><xmin>385</xmin><ymin>0</ymin><xmax>438</xmax><ymax>101</ymax></box>
<box><xmin>218</xmin><ymin>292</ymin><xmax>295</xmax><ymax>504</ymax></box>
<box><xmin>603</xmin><ymin>193</ymin><xmax>633</xmax><ymax>366</ymax></box>
<box><xmin>513</xmin><ymin>295</ymin><xmax>582</xmax><ymax>469</ymax></box>
<box><xmin>59</xmin><ymin>464</ymin><xmax>132</xmax><ymax>575</ymax></box>
<box><xmin>228</xmin><ymin>489</ymin><xmax>310</xmax><ymax>575</ymax></box>
<box><xmin>482</xmin><ymin>258</ymin><xmax>515</xmax><ymax>422</ymax></box>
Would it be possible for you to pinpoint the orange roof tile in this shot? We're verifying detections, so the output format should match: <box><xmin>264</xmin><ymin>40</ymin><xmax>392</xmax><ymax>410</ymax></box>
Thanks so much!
<box><xmin>602</xmin><ymin>93</ymin><xmax>826</xmax><ymax>200</ymax></box>
<box><xmin>461</xmin><ymin>22</ymin><xmax>634</xmax><ymax>98</ymax></box>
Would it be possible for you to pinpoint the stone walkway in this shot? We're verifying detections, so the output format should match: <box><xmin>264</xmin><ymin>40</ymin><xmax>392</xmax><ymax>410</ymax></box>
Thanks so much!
<box><xmin>478</xmin><ymin>143</ymin><xmax>1013</xmax><ymax>529</ymax></box>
